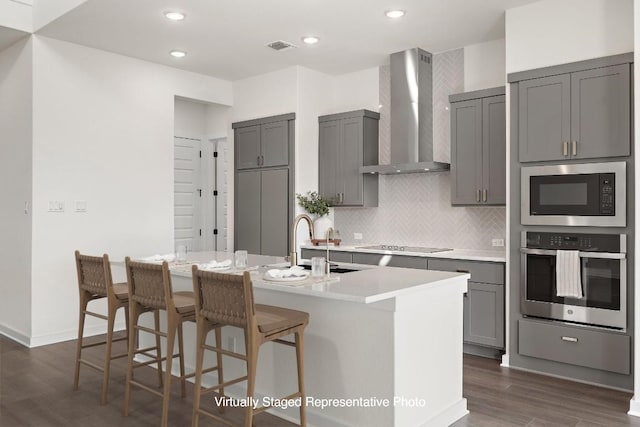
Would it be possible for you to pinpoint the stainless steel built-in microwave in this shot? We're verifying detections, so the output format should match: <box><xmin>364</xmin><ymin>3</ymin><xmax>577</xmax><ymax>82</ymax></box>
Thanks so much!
<box><xmin>521</xmin><ymin>162</ymin><xmax>626</xmax><ymax>227</ymax></box>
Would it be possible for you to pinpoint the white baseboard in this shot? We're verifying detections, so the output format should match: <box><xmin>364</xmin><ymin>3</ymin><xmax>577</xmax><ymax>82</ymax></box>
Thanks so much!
<box><xmin>628</xmin><ymin>396</ymin><xmax>640</xmax><ymax>417</ymax></box>
<box><xmin>500</xmin><ymin>353</ymin><xmax>510</xmax><ymax>368</ymax></box>
<box><xmin>421</xmin><ymin>398</ymin><xmax>468</xmax><ymax>427</ymax></box>
<box><xmin>1</xmin><ymin>321</ymin><xmax>126</xmax><ymax>348</ymax></box>
<box><xmin>0</xmin><ymin>324</ymin><xmax>31</xmax><ymax>347</ymax></box>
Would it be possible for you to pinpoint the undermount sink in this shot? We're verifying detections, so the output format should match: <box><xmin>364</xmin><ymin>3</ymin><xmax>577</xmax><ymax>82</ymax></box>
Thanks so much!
<box><xmin>299</xmin><ymin>264</ymin><xmax>359</xmax><ymax>274</ymax></box>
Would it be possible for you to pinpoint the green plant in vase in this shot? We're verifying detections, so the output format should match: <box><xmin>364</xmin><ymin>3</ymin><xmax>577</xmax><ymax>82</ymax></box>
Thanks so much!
<box><xmin>296</xmin><ymin>191</ymin><xmax>333</xmax><ymax>241</ymax></box>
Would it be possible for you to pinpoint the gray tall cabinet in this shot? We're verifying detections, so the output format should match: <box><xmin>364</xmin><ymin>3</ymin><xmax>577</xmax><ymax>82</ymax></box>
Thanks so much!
<box><xmin>233</xmin><ymin>113</ymin><xmax>295</xmax><ymax>257</ymax></box>
<box><xmin>449</xmin><ymin>87</ymin><xmax>506</xmax><ymax>205</ymax></box>
<box><xmin>318</xmin><ymin>110</ymin><xmax>379</xmax><ymax>207</ymax></box>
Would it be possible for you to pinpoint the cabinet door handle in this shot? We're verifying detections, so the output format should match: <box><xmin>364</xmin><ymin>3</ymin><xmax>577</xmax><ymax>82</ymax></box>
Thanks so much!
<box><xmin>482</xmin><ymin>189</ymin><xmax>487</xmax><ymax>202</ymax></box>
<box><xmin>340</xmin><ymin>193</ymin><xmax>344</xmax><ymax>204</ymax></box>
<box><xmin>561</xmin><ymin>336</ymin><xmax>578</xmax><ymax>343</ymax></box>
<box><xmin>572</xmin><ymin>140</ymin><xmax>577</xmax><ymax>156</ymax></box>
<box><xmin>562</xmin><ymin>141</ymin><xmax>568</xmax><ymax>156</ymax></box>
<box><xmin>476</xmin><ymin>190</ymin><xmax>481</xmax><ymax>202</ymax></box>
<box><xmin>256</xmin><ymin>155</ymin><xmax>261</xmax><ymax>166</ymax></box>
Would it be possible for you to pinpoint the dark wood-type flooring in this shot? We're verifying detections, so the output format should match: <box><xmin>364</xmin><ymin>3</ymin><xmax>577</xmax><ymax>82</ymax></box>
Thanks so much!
<box><xmin>1</xmin><ymin>334</ymin><xmax>639</xmax><ymax>426</ymax></box>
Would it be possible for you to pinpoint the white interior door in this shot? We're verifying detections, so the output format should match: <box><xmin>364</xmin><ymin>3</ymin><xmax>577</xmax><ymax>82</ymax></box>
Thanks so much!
<box><xmin>174</xmin><ymin>136</ymin><xmax>202</xmax><ymax>251</ymax></box>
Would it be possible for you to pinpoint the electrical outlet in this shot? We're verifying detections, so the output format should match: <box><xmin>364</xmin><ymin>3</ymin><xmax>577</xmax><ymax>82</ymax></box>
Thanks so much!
<box><xmin>48</xmin><ymin>201</ymin><xmax>65</xmax><ymax>213</ymax></box>
<box><xmin>227</xmin><ymin>336</ymin><xmax>236</xmax><ymax>352</ymax></box>
<box><xmin>75</xmin><ymin>200</ymin><xmax>87</xmax><ymax>212</ymax></box>
<box><xmin>354</xmin><ymin>233</ymin><xmax>363</xmax><ymax>240</ymax></box>
<box><xmin>492</xmin><ymin>238</ymin><xmax>505</xmax><ymax>247</ymax></box>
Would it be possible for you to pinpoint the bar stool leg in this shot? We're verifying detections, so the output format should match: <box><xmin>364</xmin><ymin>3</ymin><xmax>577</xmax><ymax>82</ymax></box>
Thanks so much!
<box><xmin>244</xmin><ymin>335</ymin><xmax>259</xmax><ymax>427</ymax></box>
<box><xmin>177</xmin><ymin>320</ymin><xmax>187</xmax><ymax>398</ymax></box>
<box><xmin>124</xmin><ymin>303</ymin><xmax>142</xmax><ymax>416</ymax></box>
<box><xmin>161</xmin><ymin>316</ymin><xmax>177</xmax><ymax>427</ymax></box>
<box><xmin>73</xmin><ymin>291</ymin><xmax>90</xmax><ymax>391</ymax></box>
<box><xmin>295</xmin><ymin>331</ymin><xmax>306</xmax><ymax>427</ymax></box>
<box><xmin>154</xmin><ymin>309</ymin><xmax>164</xmax><ymax>388</ymax></box>
<box><xmin>214</xmin><ymin>326</ymin><xmax>225</xmax><ymax>413</ymax></box>
<box><xmin>191</xmin><ymin>319</ymin><xmax>207</xmax><ymax>427</ymax></box>
<box><xmin>101</xmin><ymin>302</ymin><xmax>117</xmax><ymax>405</ymax></box>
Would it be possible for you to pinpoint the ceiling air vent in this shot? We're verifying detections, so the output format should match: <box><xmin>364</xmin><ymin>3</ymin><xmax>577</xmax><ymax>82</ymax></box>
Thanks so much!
<box><xmin>266</xmin><ymin>40</ymin><xmax>297</xmax><ymax>51</ymax></box>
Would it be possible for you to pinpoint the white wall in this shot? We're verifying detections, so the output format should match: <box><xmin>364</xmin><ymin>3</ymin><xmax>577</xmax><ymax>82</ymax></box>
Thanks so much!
<box><xmin>174</xmin><ymin>98</ymin><xmax>207</xmax><ymax>139</ymax></box>
<box><xmin>506</xmin><ymin>0</ymin><xmax>633</xmax><ymax>73</ymax></box>
<box><xmin>0</xmin><ymin>38</ymin><xmax>32</xmax><ymax>344</ymax></box>
<box><xmin>205</xmin><ymin>103</ymin><xmax>230</xmax><ymax>140</ymax></box>
<box><xmin>0</xmin><ymin>0</ymin><xmax>32</xmax><ymax>32</ymax></box>
<box><xmin>28</xmin><ymin>35</ymin><xmax>232</xmax><ymax>345</ymax></box>
<box><xmin>464</xmin><ymin>38</ymin><xmax>506</xmax><ymax>91</ymax></box>
<box><xmin>331</xmin><ymin>67</ymin><xmax>379</xmax><ymax>113</ymax></box>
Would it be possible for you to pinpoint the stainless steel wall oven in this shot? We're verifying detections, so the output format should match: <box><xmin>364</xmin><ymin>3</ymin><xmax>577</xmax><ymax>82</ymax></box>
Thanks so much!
<box><xmin>520</xmin><ymin>231</ymin><xmax>627</xmax><ymax>329</ymax></box>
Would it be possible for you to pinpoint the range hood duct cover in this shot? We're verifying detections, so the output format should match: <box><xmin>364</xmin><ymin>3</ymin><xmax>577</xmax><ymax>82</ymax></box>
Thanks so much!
<box><xmin>361</xmin><ymin>48</ymin><xmax>450</xmax><ymax>175</ymax></box>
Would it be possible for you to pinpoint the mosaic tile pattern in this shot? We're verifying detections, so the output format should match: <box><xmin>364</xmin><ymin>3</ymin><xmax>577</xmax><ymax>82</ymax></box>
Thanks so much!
<box><xmin>333</xmin><ymin>49</ymin><xmax>507</xmax><ymax>250</ymax></box>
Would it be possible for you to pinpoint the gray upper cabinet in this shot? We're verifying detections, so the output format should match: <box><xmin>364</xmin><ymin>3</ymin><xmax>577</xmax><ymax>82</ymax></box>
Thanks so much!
<box><xmin>318</xmin><ymin>110</ymin><xmax>379</xmax><ymax>207</ymax></box>
<box><xmin>234</xmin><ymin>115</ymin><xmax>293</xmax><ymax>170</ymax></box>
<box><xmin>518</xmin><ymin>63</ymin><xmax>630</xmax><ymax>162</ymax></box>
<box><xmin>233</xmin><ymin>114</ymin><xmax>295</xmax><ymax>257</ymax></box>
<box><xmin>450</xmin><ymin>87</ymin><xmax>506</xmax><ymax>206</ymax></box>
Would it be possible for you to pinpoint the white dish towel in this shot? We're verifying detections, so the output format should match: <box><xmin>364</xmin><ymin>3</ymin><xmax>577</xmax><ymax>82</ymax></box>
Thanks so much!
<box><xmin>556</xmin><ymin>250</ymin><xmax>583</xmax><ymax>298</ymax></box>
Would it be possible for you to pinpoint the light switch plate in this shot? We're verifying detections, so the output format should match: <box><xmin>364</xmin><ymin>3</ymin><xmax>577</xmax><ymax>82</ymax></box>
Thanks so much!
<box><xmin>354</xmin><ymin>233</ymin><xmax>363</xmax><ymax>240</ymax></box>
<box><xmin>48</xmin><ymin>201</ymin><xmax>65</xmax><ymax>212</ymax></box>
<box><xmin>492</xmin><ymin>238</ymin><xmax>505</xmax><ymax>247</ymax></box>
<box><xmin>75</xmin><ymin>200</ymin><xmax>87</xmax><ymax>212</ymax></box>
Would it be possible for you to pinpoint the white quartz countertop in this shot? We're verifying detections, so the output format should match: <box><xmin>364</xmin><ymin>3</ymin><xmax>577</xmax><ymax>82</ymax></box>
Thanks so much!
<box><xmin>300</xmin><ymin>244</ymin><xmax>506</xmax><ymax>263</ymax></box>
<box><xmin>114</xmin><ymin>251</ymin><xmax>469</xmax><ymax>304</ymax></box>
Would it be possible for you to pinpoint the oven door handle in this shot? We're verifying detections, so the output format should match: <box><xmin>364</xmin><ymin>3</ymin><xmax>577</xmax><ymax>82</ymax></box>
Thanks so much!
<box><xmin>520</xmin><ymin>248</ymin><xmax>626</xmax><ymax>259</ymax></box>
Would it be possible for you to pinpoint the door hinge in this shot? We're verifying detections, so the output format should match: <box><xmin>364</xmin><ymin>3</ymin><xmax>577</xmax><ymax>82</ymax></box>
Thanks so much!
<box><xmin>199</xmin><ymin>150</ymin><xmax>202</xmax><ymax>158</ymax></box>
<box><xmin>213</xmin><ymin>229</ymin><xmax>218</xmax><ymax>235</ymax></box>
<box><xmin>213</xmin><ymin>190</ymin><xmax>218</xmax><ymax>196</ymax></box>
<box><xmin>213</xmin><ymin>151</ymin><xmax>218</xmax><ymax>158</ymax></box>
<box><xmin>197</xmin><ymin>189</ymin><xmax>202</xmax><ymax>197</ymax></box>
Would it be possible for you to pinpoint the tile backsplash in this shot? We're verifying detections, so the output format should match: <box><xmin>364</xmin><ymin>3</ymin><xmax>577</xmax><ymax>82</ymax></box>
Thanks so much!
<box><xmin>333</xmin><ymin>49</ymin><xmax>506</xmax><ymax>250</ymax></box>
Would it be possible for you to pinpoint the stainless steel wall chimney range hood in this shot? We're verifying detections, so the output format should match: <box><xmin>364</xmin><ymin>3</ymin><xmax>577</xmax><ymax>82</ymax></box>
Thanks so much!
<box><xmin>360</xmin><ymin>48</ymin><xmax>450</xmax><ymax>175</ymax></box>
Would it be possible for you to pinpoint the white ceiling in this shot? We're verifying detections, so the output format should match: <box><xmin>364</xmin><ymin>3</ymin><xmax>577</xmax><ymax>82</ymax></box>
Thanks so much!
<box><xmin>37</xmin><ymin>0</ymin><xmax>539</xmax><ymax>81</ymax></box>
<box><xmin>0</xmin><ymin>26</ymin><xmax>29</xmax><ymax>51</ymax></box>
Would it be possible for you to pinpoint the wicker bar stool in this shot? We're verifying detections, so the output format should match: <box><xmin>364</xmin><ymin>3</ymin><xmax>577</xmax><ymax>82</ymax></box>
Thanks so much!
<box><xmin>73</xmin><ymin>251</ymin><xmax>130</xmax><ymax>405</ymax></box>
<box><xmin>191</xmin><ymin>268</ymin><xmax>309</xmax><ymax>427</ymax></box>
<box><xmin>123</xmin><ymin>258</ymin><xmax>203</xmax><ymax>427</ymax></box>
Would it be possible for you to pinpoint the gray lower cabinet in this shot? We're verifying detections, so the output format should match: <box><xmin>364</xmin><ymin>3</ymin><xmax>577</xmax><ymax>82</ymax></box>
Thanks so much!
<box><xmin>235</xmin><ymin>169</ymin><xmax>289</xmax><ymax>257</ymax></box>
<box><xmin>518</xmin><ymin>319</ymin><xmax>630</xmax><ymax>375</ymax></box>
<box><xmin>518</xmin><ymin>63</ymin><xmax>630</xmax><ymax>162</ymax></box>
<box><xmin>318</xmin><ymin>110</ymin><xmax>379</xmax><ymax>207</ymax></box>
<box><xmin>352</xmin><ymin>252</ymin><xmax>428</xmax><ymax>269</ymax></box>
<box><xmin>300</xmin><ymin>249</ymin><xmax>352</xmax><ymax>263</ymax></box>
<box><xmin>450</xmin><ymin>87</ymin><xmax>505</xmax><ymax>206</ymax></box>
<box><xmin>233</xmin><ymin>114</ymin><xmax>293</xmax><ymax>170</ymax></box>
<box><xmin>429</xmin><ymin>258</ymin><xmax>505</xmax><ymax>349</ymax></box>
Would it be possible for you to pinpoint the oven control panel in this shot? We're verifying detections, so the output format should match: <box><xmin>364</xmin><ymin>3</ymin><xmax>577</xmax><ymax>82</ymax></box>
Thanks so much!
<box><xmin>599</xmin><ymin>173</ymin><xmax>615</xmax><ymax>215</ymax></box>
<box><xmin>525</xmin><ymin>232</ymin><xmax>622</xmax><ymax>252</ymax></box>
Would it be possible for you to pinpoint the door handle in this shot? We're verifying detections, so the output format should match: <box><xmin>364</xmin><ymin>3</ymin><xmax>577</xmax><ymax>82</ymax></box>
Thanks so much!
<box><xmin>561</xmin><ymin>336</ymin><xmax>578</xmax><ymax>343</ymax></box>
<box><xmin>572</xmin><ymin>140</ymin><xmax>577</xmax><ymax>156</ymax></box>
<box><xmin>476</xmin><ymin>190</ymin><xmax>481</xmax><ymax>202</ymax></box>
<box><xmin>562</xmin><ymin>141</ymin><xmax>568</xmax><ymax>156</ymax></box>
<box><xmin>482</xmin><ymin>189</ymin><xmax>487</xmax><ymax>202</ymax></box>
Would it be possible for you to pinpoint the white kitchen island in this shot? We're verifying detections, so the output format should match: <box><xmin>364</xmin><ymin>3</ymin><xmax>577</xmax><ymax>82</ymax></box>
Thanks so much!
<box><xmin>115</xmin><ymin>251</ymin><xmax>470</xmax><ymax>427</ymax></box>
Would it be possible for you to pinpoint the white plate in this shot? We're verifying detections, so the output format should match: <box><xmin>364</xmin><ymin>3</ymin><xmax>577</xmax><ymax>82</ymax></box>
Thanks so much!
<box><xmin>263</xmin><ymin>272</ymin><xmax>309</xmax><ymax>282</ymax></box>
<box><xmin>200</xmin><ymin>265</ymin><xmax>232</xmax><ymax>271</ymax></box>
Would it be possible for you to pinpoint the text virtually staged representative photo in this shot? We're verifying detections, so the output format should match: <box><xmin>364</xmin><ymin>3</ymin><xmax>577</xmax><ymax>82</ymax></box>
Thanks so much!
<box><xmin>2</xmin><ymin>0</ymin><xmax>640</xmax><ymax>426</ymax></box>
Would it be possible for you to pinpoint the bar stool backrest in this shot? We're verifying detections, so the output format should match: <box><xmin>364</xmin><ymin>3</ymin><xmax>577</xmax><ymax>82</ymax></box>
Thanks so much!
<box><xmin>125</xmin><ymin>258</ymin><xmax>174</xmax><ymax>310</ymax></box>
<box><xmin>192</xmin><ymin>269</ymin><xmax>256</xmax><ymax>329</ymax></box>
<box><xmin>75</xmin><ymin>251</ymin><xmax>113</xmax><ymax>297</ymax></box>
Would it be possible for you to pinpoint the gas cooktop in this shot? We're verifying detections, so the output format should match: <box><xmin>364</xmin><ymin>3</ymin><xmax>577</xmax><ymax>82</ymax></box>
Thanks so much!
<box><xmin>356</xmin><ymin>245</ymin><xmax>453</xmax><ymax>254</ymax></box>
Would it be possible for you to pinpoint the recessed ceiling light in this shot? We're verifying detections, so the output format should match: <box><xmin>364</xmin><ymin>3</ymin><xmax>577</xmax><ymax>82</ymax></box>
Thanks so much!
<box><xmin>164</xmin><ymin>11</ymin><xmax>185</xmax><ymax>21</ymax></box>
<box><xmin>385</xmin><ymin>10</ymin><xmax>406</xmax><ymax>19</ymax></box>
<box><xmin>170</xmin><ymin>50</ymin><xmax>187</xmax><ymax>58</ymax></box>
<box><xmin>302</xmin><ymin>36</ymin><xmax>320</xmax><ymax>45</ymax></box>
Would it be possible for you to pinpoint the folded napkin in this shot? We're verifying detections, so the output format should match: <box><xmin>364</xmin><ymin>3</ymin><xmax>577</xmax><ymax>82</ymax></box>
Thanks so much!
<box><xmin>556</xmin><ymin>250</ymin><xmax>583</xmax><ymax>298</ymax></box>
<box><xmin>199</xmin><ymin>259</ymin><xmax>232</xmax><ymax>270</ymax></box>
<box><xmin>140</xmin><ymin>254</ymin><xmax>176</xmax><ymax>262</ymax></box>
<box><xmin>267</xmin><ymin>266</ymin><xmax>306</xmax><ymax>278</ymax></box>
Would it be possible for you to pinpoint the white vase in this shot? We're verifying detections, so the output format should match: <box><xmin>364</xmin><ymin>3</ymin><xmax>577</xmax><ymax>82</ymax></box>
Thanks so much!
<box><xmin>313</xmin><ymin>215</ymin><xmax>333</xmax><ymax>240</ymax></box>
